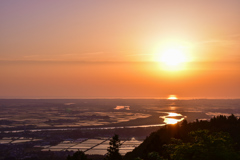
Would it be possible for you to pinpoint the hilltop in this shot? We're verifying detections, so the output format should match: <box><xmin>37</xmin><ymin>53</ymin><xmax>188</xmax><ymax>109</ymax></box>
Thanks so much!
<box><xmin>124</xmin><ymin>114</ymin><xmax>240</xmax><ymax>160</ymax></box>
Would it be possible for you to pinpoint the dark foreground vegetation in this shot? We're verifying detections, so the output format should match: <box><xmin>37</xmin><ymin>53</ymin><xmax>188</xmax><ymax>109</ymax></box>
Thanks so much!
<box><xmin>125</xmin><ymin>114</ymin><xmax>240</xmax><ymax>160</ymax></box>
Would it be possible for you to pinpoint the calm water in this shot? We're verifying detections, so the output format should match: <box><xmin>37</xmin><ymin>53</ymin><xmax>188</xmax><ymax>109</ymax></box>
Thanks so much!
<box><xmin>0</xmin><ymin>99</ymin><xmax>240</xmax><ymax>132</ymax></box>
<box><xmin>1</xmin><ymin>99</ymin><xmax>240</xmax><ymax>155</ymax></box>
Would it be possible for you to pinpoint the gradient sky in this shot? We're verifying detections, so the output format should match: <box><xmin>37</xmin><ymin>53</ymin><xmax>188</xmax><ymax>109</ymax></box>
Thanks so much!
<box><xmin>1</xmin><ymin>0</ymin><xmax>240</xmax><ymax>99</ymax></box>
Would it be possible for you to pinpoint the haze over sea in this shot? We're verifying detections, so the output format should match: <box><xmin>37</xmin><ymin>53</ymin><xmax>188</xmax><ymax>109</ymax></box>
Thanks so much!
<box><xmin>1</xmin><ymin>99</ymin><xmax>240</xmax><ymax>132</ymax></box>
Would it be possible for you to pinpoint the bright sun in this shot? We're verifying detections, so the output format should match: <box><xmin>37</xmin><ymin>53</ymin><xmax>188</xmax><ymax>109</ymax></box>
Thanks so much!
<box><xmin>155</xmin><ymin>40</ymin><xmax>191</xmax><ymax>70</ymax></box>
<box><xmin>167</xmin><ymin>95</ymin><xmax>178</xmax><ymax>100</ymax></box>
<box><xmin>161</xmin><ymin>46</ymin><xmax>186</xmax><ymax>66</ymax></box>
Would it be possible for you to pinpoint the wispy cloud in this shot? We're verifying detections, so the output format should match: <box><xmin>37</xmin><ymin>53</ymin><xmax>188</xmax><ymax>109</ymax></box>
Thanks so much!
<box><xmin>228</xmin><ymin>33</ymin><xmax>240</xmax><ymax>39</ymax></box>
<box><xmin>125</xmin><ymin>53</ymin><xmax>153</xmax><ymax>57</ymax></box>
<box><xmin>0</xmin><ymin>52</ymin><xmax>107</xmax><ymax>62</ymax></box>
<box><xmin>197</xmin><ymin>33</ymin><xmax>240</xmax><ymax>46</ymax></box>
<box><xmin>59</xmin><ymin>52</ymin><xmax>104</xmax><ymax>56</ymax></box>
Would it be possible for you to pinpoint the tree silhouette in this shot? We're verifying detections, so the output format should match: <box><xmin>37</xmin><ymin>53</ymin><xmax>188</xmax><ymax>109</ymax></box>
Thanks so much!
<box><xmin>104</xmin><ymin>134</ymin><xmax>122</xmax><ymax>160</ymax></box>
<box><xmin>66</xmin><ymin>150</ymin><xmax>89</xmax><ymax>160</ymax></box>
<box><xmin>147</xmin><ymin>152</ymin><xmax>166</xmax><ymax>160</ymax></box>
<box><xmin>165</xmin><ymin>130</ymin><xmax>239</xmax><ymax>160</ymax></box>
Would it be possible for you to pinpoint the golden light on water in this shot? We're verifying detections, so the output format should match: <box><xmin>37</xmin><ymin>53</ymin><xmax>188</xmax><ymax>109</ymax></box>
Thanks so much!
<box><xmin>164</xmin><ymin>118</ymin><xmax>179</xmax><ymax>124</ymax></box>
<box><xmin>160</xmin><ymin>112</ymin><xmax>185</xmax><ymax>125</ymax></box>
<box><xmin>168</xmin><ymin>113</ymin><xmax>182</xmax><ymax>116</ymax></box>
<box><xmin>167</xmin><ymin>95</ymin><xmax>178</xmax><ymax>100</ymax></box>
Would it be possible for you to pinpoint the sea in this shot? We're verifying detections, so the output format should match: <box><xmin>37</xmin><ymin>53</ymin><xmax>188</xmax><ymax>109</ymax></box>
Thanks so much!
<box><xmin>0</xmin><ymin>99</ymin><xmax>240</xmax><ymax>155</ymax></box>
<box><xmin>0</xmin><ymin>99</ymin><xmax>240</xmax><ymax>131</ymax></box>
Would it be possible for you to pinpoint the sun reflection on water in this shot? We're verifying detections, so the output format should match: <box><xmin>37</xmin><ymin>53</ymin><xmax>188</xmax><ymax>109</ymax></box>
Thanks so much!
<box><xmin>167</xmin><ymin>95</ymin><xmax>178</xmax><ymax>100</ymax></box>
<box><xmin>164</xmin><ymin>118</ymin><xmax>179</xmax><ymax>124</ymax></box>
<box><xmin>160</xmin><ymin>112</ymin><xmax>185</xmax><ymax>125</ymax></box>
<box><xmin>168</xmin><ymin>113</ymin><xmax>182</xmax><ymax>116</ymax></box>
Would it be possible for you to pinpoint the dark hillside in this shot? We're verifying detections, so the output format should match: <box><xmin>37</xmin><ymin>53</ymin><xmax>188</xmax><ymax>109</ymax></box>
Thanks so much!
<box><xmin>124</xmin><ymin>114</ymin><xmax>240</xmax><ymax>160</ymax></box>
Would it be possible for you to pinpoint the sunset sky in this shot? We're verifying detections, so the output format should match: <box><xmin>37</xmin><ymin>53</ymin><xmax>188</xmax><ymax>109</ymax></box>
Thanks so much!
<box><xmin>1</xmin><ymin>1</ymin><xmax>240</xmax><ymax>99</ymax></box>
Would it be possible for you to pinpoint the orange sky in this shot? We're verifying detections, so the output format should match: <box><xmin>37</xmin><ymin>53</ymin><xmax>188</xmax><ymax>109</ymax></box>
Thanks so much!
<box><xmin>0</xmin><ymin>1</ymin><xmax>240</xmax><ymax>99</ymax></box>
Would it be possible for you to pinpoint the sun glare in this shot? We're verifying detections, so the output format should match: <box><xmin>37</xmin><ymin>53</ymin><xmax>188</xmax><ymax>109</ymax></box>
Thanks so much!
<box><xmin>167</xmin><ymin>95</ymin><xmax>178</xmax><ymax>100</ymax></box>
<box><xmin>161</xmin><ymin>46</ymin><xmax>186</xmax><ymax>66</ymax></box>
<box><xmin>155</xmin><ymin>40</ymin><xmax>192</xmax><ymax>71</ymax></box>
<box><xmin>160</xmin><ymin>112</ymin><xmax>185</xmax><ymax>125</ymax></box>
<box><xmin>164</xmin><ymin>118</ymin><xmax>179</xmax><ymax>124</ymax></box>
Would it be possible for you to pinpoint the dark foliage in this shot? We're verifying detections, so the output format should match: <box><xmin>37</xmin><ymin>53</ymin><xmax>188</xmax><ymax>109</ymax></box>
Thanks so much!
<box><xmin>66</xmin><ymin>151</ymin><xmax>90</xmax><ymax>160</ymax></box>
<box><xmin>124</xmin><ymin>114</ymin><xmax>240</xmax><ymax>160</ymax></box>
<box><xmin>104</xmin><ymin>134</ymin><xmax>122</xmax><ymax>160</ymax></box>
<box><xmin>164</xmin><ymin>130</ymin><xmax>239</xmax><ymax>160</ymax></box>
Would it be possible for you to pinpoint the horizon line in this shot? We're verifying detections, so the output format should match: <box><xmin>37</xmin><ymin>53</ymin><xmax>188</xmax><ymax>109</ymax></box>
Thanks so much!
<box><xmin>0</xmin><ymin>96</ymin><xmax>239</xmax><ymax>100</ymax></box>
